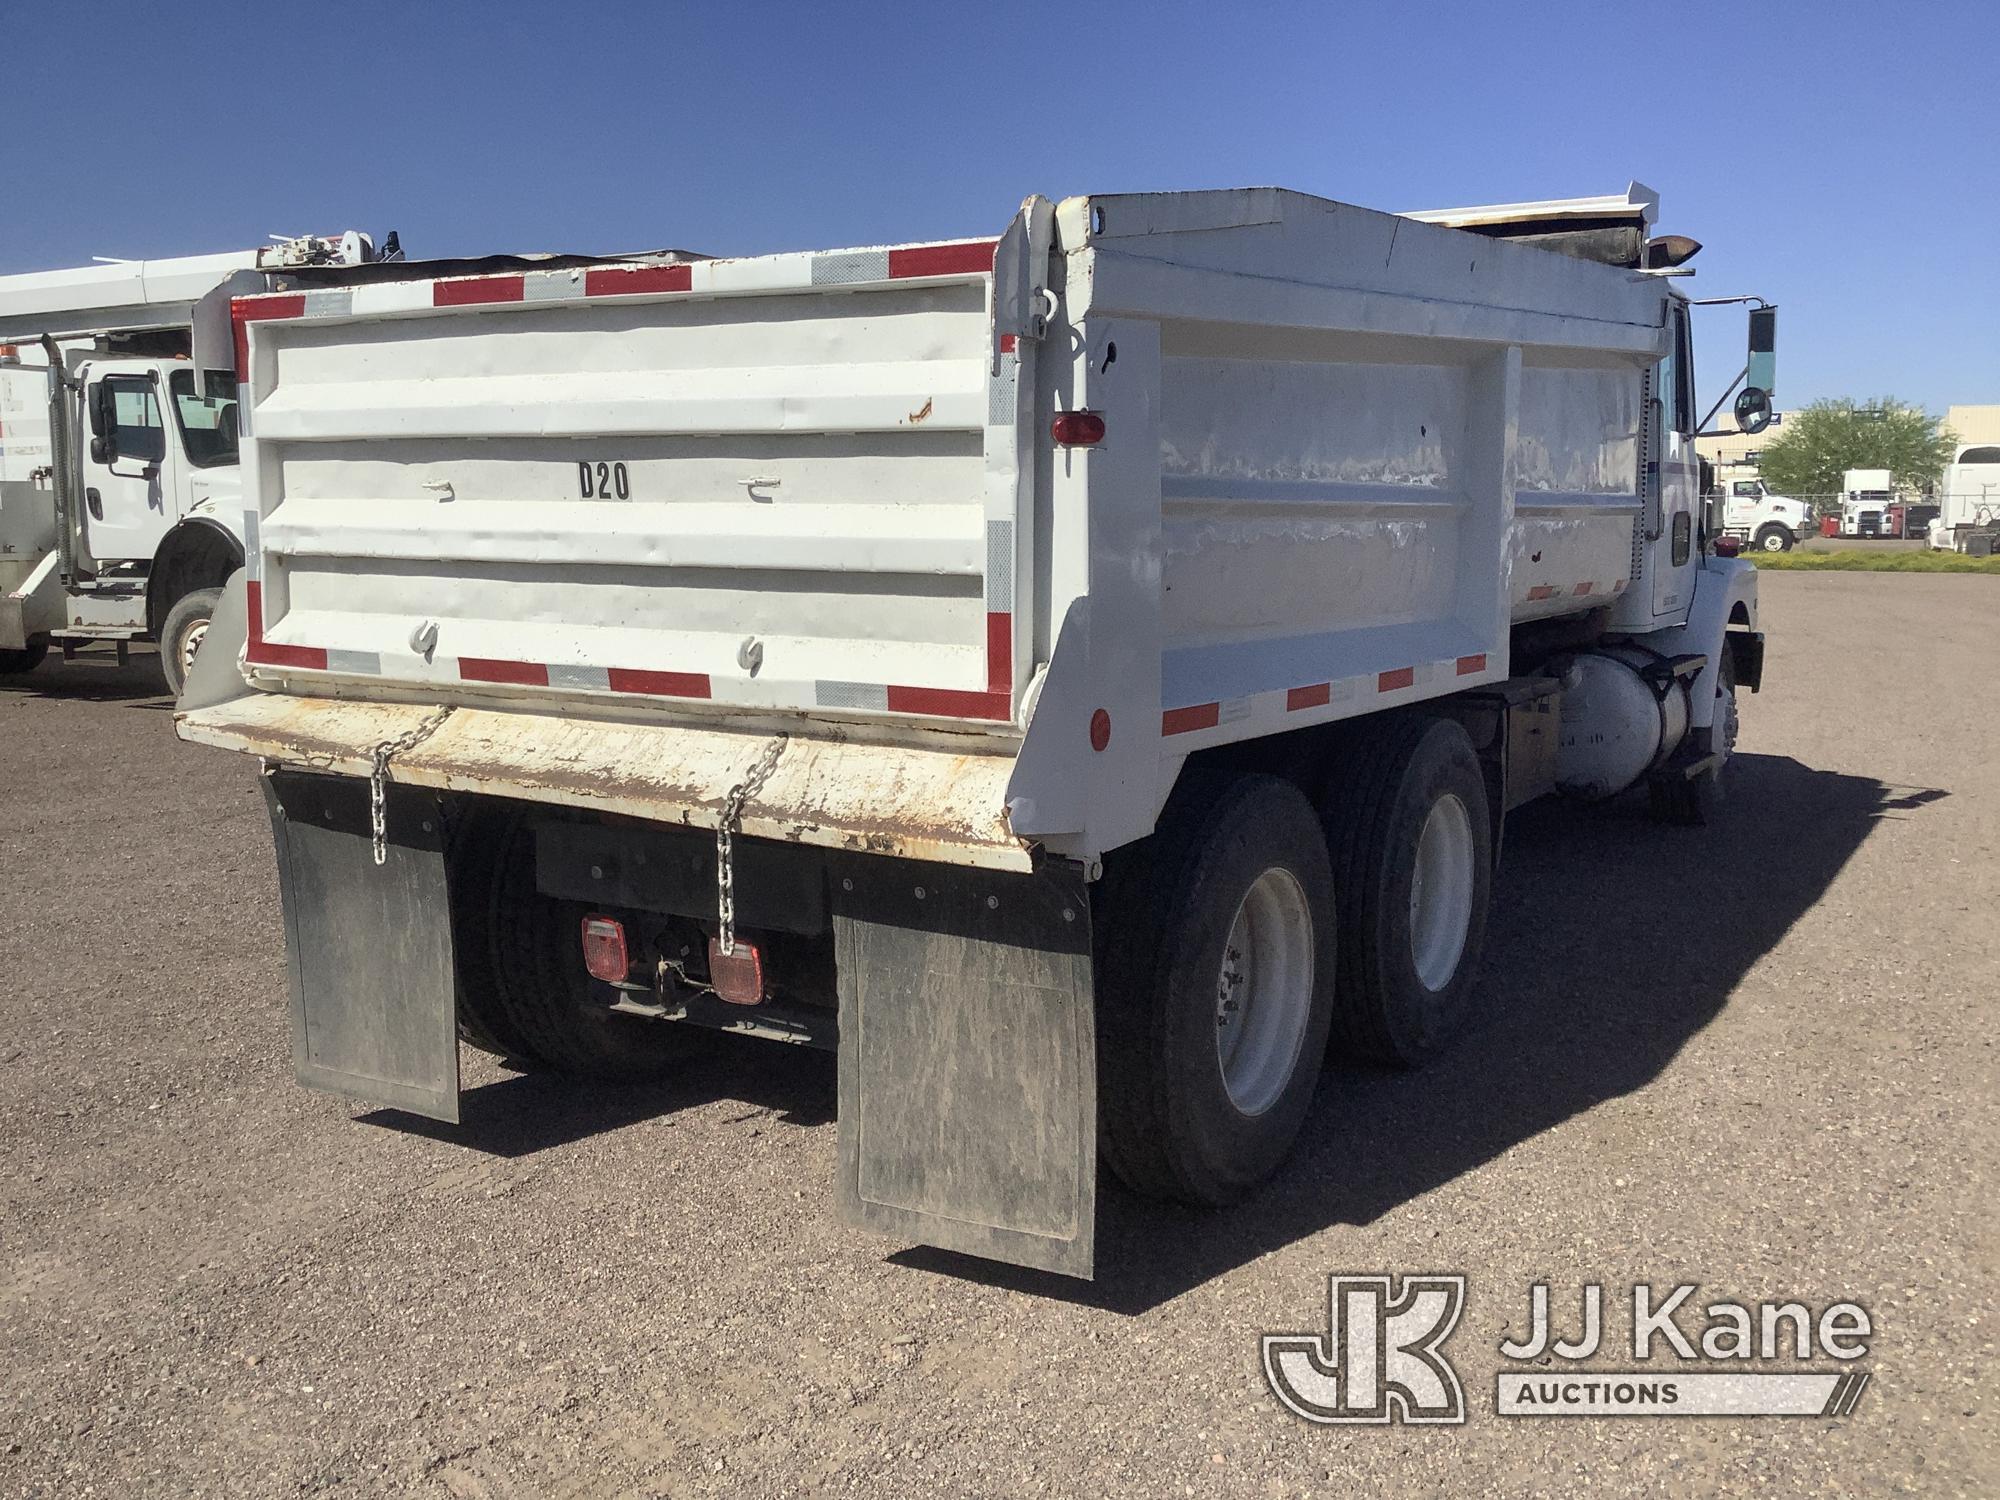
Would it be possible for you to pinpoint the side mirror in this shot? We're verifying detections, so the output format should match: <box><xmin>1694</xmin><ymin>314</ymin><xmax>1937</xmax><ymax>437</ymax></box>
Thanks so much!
<box><xmin>89</xmin><ymin>434</ymin><xmax>114</xmax><ymax>465</ymax></box>
<box><xmin>1746</xmin><ymin>305</ymin><xmax>1777</xmax><ymax>401</ymax></box>
<box><xmin>1734</xmin><ymin>387</ymin><xmax>1773</xmax><ymax>435</ymax></box>
<box><xmin>87</xmin><ymin>380</ymin><xmax>114</xmax><ymax>439</ymax></box>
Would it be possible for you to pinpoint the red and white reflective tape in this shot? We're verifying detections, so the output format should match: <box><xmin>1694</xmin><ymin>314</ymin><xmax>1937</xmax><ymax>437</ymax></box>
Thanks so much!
<box><xmin>231</xmin><ymin>239</ymin><xmax>1001</xmax><ymax>378</ymax></box>
<box><xmin>1523</xmin><ymin>579</ymin><xmax>1626</xmax><ymax>603</ymax></box>
<box><xmin>1162</xmin><ymin>652</ymin><xmax>1500</xmax><ymax>739</ymax></box>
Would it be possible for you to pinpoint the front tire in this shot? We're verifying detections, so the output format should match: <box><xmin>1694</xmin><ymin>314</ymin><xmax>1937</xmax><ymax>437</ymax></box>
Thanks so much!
<box><xmin>159</xmin><ymin>588</ymin><xmax>223</xmax><ymax>697</ymax></box>
<box><xmin>1649</xmin><ymin>649</ymin><xmax>1739</xmax><ymax>827</ymax></box>
<box><xmin>0</xmin><ymin>636</ymin><xmax>49</xmax><ymax>675</ymax></box>
<box><xmin>1094</xmin><ymin>773</ymin><xmax>1338</xmax><ymax>1207</ymax></box>
<box><xmin>1321</xmin><ymin>716</ymin><xmax>1494</xmax><ymax>1068</ymax></box>
<box><xmin>1754</xmin><ymin>524</ymin><xmax>1794</xmax><ymax>553</ymax></box>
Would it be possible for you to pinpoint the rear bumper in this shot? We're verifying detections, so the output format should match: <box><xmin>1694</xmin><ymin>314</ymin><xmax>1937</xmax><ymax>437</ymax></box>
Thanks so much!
<box><xmin>177</xmin><ymin>688</ymin><xmax>1033</xmax><ymax>871</ymax></box>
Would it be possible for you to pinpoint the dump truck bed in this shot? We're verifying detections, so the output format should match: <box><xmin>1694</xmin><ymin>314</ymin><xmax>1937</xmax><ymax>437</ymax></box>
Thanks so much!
<box><xmin>180</xmin><ymin>189</ymin><xmax>1672</xmax><ymax>869</ymax></box>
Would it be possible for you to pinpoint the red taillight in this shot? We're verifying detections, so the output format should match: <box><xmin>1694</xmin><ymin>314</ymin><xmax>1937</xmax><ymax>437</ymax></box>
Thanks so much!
<box><xmin>580</xmin><ymin>915</ymin><xmax>630</xmax><ymax>983</ymax></box>
<box><xmin>707</xmin><ymin>937</ymin><xmax>765</xmax><ymax>1006</ymax></box>
<box><xmin>1714</xmin><ymin>535</ymin><xmax>1743</xmax><ymax>557</ymax></box>
<box><xmin>1051</xmin><ymin>410</ymin><xmax>1106</xmax><ymax>446</ymax></box>
<box><xmin>1089</xmin><ymin>708</ymin><xmax>1111</xmax><ymax>752</ymax></box>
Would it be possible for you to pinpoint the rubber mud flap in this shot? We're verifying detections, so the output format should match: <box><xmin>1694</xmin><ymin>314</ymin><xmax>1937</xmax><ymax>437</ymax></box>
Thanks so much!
<box><xmin>264</xmin><ymin>770</ymin><xmax>461</xmax><ymax>1122</ymax></box>
<box><xmin>832</xmin><ymin>855</ymin><xmax>1095</xmax><ymax>1278</ymax></box>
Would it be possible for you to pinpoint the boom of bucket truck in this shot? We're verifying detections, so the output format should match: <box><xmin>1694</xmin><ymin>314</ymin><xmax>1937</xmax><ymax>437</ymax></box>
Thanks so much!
<box><xmin>174</xmin><ymin>183</ymin><xmax>1775</xmax><ymax>1278</ymax></box>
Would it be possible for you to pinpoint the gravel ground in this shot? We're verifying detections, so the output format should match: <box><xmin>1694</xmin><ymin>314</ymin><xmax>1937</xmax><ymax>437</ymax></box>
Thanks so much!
<box><xmin>2</xmin><ymin>573</ymin><xmax>1994</xmax><ymax>1498</ymax></box>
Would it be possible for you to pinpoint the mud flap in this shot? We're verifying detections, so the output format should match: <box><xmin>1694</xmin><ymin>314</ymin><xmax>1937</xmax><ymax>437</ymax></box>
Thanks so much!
<box><xmin>263</xmin><ymin>770</ymin><xmax>461</xmax><ymax>1123</ymax></box>
<box><xmin>832</xmin><ymin>855</ymin><xmax>1096</xmax><ymax>1278</ymax></box>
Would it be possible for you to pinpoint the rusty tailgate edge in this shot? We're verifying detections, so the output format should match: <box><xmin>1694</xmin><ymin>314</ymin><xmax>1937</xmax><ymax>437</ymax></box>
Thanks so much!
<box><xmin>176</xmin><ymin>692</ymin><xmax>1034</xmax><ymax>873</ymax></box>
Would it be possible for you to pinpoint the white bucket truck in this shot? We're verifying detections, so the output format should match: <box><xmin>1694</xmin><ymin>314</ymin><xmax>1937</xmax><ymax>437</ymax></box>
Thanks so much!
<box><xmin>176</xmin><ymin>184</ymin><xmax>1775</xmax><ymax>1277</ymax></box>
<box><xmin>0</xmin><ymin>234</ymin><xmax>390</xmax><ymax>687</ymax></box>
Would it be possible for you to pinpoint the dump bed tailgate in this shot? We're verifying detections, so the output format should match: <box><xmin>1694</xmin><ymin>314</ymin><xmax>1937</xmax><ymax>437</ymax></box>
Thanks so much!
<box><xmin>232</xmin><ymin>232</ymin><xmax>1038</xmax><ymax>731</ymax></box>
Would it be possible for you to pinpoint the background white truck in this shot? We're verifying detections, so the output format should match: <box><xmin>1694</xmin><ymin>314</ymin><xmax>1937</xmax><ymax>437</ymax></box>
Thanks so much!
<box><xmin>1931</xmin><ymin>442</ymin><xmax>2000</xmax><ymax>551</ymax></box>
<box><xmin>0</xmin><ymin>235</ymin><xmax>390</xmax><ymax>687</ymax></box>
<box><xmin>1714</xmin><ymin>476</ymin><xmax>1811</xmax><ymax>552</ymax></box>
<box><xmin>1838</xmin><ymin>467</ymin><xmax>1895</xmax><ymax>538</ymax></box>
<box><xmin>176</xmin><ymin>184</ymin><xmax>1774</xmax><ymax>1278</ymax></box>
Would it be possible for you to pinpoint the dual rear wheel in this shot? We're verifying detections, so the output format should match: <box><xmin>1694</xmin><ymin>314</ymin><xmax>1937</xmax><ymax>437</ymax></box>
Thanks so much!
<box><xmin>1096</xmin><ymin>716</ymin><xmax>1493</xmax><ymax>1206</ymax></box>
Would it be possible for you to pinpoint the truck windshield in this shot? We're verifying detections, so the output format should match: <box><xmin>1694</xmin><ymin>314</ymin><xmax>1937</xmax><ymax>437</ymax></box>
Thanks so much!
<box><xmin>168</xmin><ymin>369</ymin><xmax>240</xmax><ymax>469</ymax></box>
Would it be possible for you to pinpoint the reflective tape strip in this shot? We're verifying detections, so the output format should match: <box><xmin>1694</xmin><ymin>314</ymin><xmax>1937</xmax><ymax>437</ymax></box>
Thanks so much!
<box><xmin>1378</xmin><ymin>666</ymin><xmax>1416</xmax><ymax>692</ymax></box>
<box><xmin>607</xmin><ymin>668</ymin><xmax>711</xmax><ymax>698</ymax></box>
<box><xmin>524</xmin><ymin>273</ymin><xmax>586</xmax><ymax>303</ymax></box>
<box><xmin>888</xmin><ymin>242</ymin><xmax>998</xmax><ymax>278</ymax></box>
<box><xmin>985</xmin><ymin>613</ymin><xmax>1012</xmax><ymax>694</ymax></box>
<box><xmin>816</xmin><ymin>681</ymin><xmax>890</xmax><ymax>712</ymax></box>
<box><xmin>241</xmin><ymin>579</ymin><xmax>329</xmax><ymax>670</ymax></box>
<box><xmin>884</xmin><ymin>685</ymin><xmax>1012</xmax><ymax>721</ymax></box>
<box><xmin>987</xmin><ymin>349</ymin><xmax>1019</xmax><ymax>427</ymax></box>
<box><xmin>231</xmin><ymin>292</ymin><xmax>305</xmax><ymax>375</ymax></box>
<box><xmin>459</xmin><ymin>656</ymin><xmax>547</xmax><ymax>686</ymax></box>
<box><xmin>1163</xmin><ymin>703</ymin><xmax>1220</xmax><ymax>736</ymax></box>
<box><xmin>584</xmin><ymin>264</ymin><xmax>692</xmax><ymax>297</ymax></box>
<box><xmin>1527</xmin><ymin>585</ymin><xmax>1559</xmax><ymax>601</ymax></box>
<box><xmin>433</xmin><ymin>276</ymin><xmax>525</xmax><ymax>307</ymax></box>
<box><xmin>811</xmin><ymin>250</ymin><xmax>892</xmax><ymax>285</ymax></box>
<box><xmin>984</xmin><ymin>519</ymin><xmax>1015</xmax><ymax>612</ymax></box>
<box><xmin>547</xmin><ymin>663</ymin><xmax>612</xmax><ymax>692</ymax></box>
<box><xmin>1457</xmin><ymin>653</ymin><xmax>1488</xmax><ymax>675</ymax></box>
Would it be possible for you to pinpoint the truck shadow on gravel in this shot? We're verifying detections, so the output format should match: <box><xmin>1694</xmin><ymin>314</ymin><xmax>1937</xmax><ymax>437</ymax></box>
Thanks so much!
<box><xmin>360</xmin><ymin>752</ymin><xmax>1940</xmax><ymax>1311</ymax></box>
<box><xmin>358</xmin><ymin>1030</ymin><xmax>837</xmax><ymax>1156</ymax></box>
<box><xmin>897</xmin><ymin>752</ymin><xmax>1946</xmax><ymax>1311</ymax></box>
<box><xmin>0</xmin><ymin>651</ymin><xmax>171</xmax><ymax>705</ymax></box>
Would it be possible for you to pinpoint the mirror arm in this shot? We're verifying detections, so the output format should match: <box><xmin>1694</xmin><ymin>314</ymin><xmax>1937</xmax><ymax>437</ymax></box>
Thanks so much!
<box><xmin>1695</xmin><ymin>364</ymin><xmax>1749</xmax><ymax>439</ymax></box>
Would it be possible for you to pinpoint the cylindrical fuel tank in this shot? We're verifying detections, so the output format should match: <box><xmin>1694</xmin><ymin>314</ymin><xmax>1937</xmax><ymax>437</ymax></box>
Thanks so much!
<box><xmin>1553</xmin><ymin>647</ymin><xmax>1691</xmax><ymax>800</ymax></box>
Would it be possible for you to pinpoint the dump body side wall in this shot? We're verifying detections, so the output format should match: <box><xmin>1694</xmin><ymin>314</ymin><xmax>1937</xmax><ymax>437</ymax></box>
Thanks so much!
<box><xmin>1005</xmin><ymin>190</ymin><xmax>1669</xmax><ymax>863</ymax></box>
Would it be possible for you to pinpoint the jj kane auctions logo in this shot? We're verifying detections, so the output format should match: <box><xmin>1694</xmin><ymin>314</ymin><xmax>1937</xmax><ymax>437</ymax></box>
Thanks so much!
<box><xmin>1264</xmin><ymin>1276</ymin><xmax>1873</xmax><ymax>1423</ymax></box>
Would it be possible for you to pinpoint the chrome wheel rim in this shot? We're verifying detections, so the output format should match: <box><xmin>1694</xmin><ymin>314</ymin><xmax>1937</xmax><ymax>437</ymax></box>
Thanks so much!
<box><xmin>1409</xmin><ymin>794</ymin><xmax>1475</xmax><ymax>992</ymax></box>
<box><xmin>1214</xmin><ymin>867</ymin><xmax>1314</xmax><ymax>1117</ymax></box>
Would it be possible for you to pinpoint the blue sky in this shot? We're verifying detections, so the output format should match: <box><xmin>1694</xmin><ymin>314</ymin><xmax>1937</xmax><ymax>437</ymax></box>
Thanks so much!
<box><xmin>7</xmin><ymin>2</ymin><xmax>1994</xmax><ymax>414</ymax></box>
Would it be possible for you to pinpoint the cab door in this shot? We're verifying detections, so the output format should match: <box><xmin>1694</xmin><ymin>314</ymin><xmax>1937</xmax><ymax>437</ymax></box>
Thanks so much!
<box><xmin>1726</xmin><ymin>479</ymin><xmax>1762</xmax><ymax>532</ymax></box>
<box><xmin>1649</xmin><ymin>302</ymin><xmax>1701</xmax><ymax>621</ymax></box>
<box><xmin>80</xmin><ymin>363</ymin><xmax>178</xmax><ymax>566</ymax></box>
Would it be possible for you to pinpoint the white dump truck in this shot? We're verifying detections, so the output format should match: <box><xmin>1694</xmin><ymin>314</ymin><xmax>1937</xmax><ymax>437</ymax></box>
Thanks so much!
<box><xmin>0</xmin><ymin>234</ymin><xmax>399</xmax><ymax>687</ymax></box>
<box><xmin>175</xmin><ymin>185</ymin><xmax>1774</xmax><ymax>1278</ymax></box>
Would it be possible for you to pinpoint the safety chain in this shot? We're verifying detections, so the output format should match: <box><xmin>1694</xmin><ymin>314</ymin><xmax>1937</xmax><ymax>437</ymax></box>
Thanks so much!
<box><xmin>367</xmin><ymin>706</ymin><xmax>456</xmax><ymax>866</ymax></box>
<box><xmin>715</xmin><ymin>734</ymin><xmax>789</xmax><ymax>954</ymax></box>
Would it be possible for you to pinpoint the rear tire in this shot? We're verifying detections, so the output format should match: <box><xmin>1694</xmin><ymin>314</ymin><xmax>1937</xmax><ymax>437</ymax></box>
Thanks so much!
<box><xmin>160</xmin><ymin>588</ymin><xmax>223</xmax><ymax>698</ymax></box>
<box><xmin>1321</xmin><ymin>716</ymin><xmax>1494</xmax><ymax>1068</ymax></box>
<box><xmin>1094</xmin><ymin>773</ymin><xmax>1337</xmax><ymax>1207</ymax></box>
<box><xmin>0</xmin><ymin>637</ymin><xmax>48</xmax><ymax>675</ymax></box>
<box><xmin>450</xmin><ymin>807</ymin><xmax>688</xmax><ymax>1080</ymax></box>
